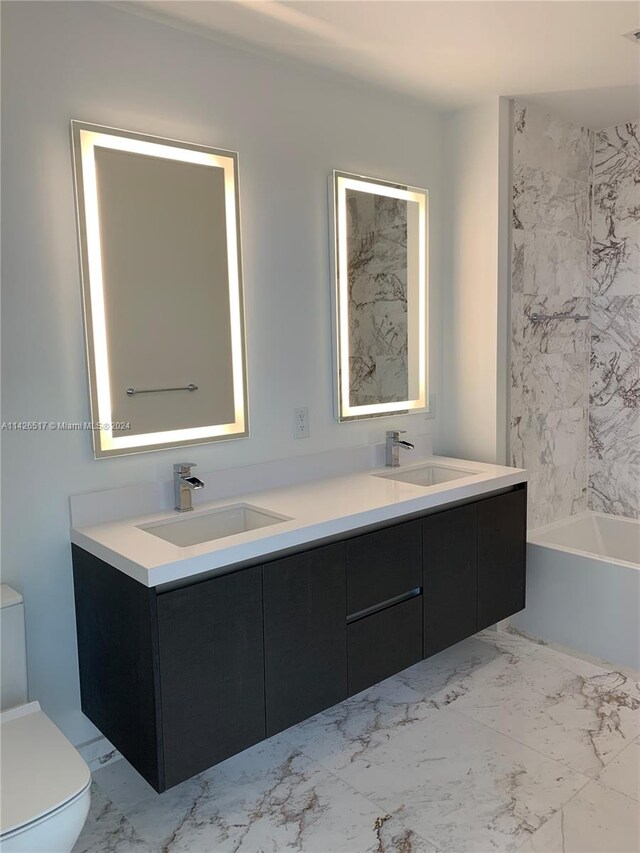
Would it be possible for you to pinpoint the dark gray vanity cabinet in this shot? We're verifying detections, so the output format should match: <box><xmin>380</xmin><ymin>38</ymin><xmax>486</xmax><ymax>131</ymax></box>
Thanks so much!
<box><xmin>263</xmin><ymin>543</ymin><xmax>347</xmax><ymax>736</ymax></box>
<box><xmin>477</xmin><ymin>488</ymin><xmax>527</xmax><ymax>631</ymax></box>
<box><xmin>72</xmin><ymin>546</ymin><xmax>163</xmax><ymax>791</ymax></box>
<box><xmin>422</xmin><ymin>488</ymin><xmax>527</xmax><ymax>655</ymax></box>
<box><xmin>156</xmin><ymin>567</ymin><xmax>265</xmax><ymax>788</ymax></box>
<box><xmin>346</xmin><ymin>521</ymin><xmax>423</xmax><ymax>695</ymax></box>
<box><xmin>72</xmin><ymin>547</ymin><xmax>266</xmax><ymax>792</ymax></box>
<box><xmin>423</xmin><ymin>504</ymin><xmax>478</xmax><ymax>658</ymax></box>
<box><xmin>72</xmin><ymin>483</ymin><xmax>526</xmax><ymax>794</ymax></box>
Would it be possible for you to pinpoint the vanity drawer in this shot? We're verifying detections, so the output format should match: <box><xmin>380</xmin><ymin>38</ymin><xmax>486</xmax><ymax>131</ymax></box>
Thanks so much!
<box><xmin>347</xmin><ymin>595</ymin><xmax>422</xmax><ymax>696</ymax></box>
<box><xmin>346</xmin><ymin>520</ymin><xmax>422</xmax><ymax>616</ymax></box>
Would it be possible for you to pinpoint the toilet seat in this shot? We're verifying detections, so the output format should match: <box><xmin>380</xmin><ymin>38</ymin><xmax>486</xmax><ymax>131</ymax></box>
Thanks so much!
<box><xmin>0</xmin><ymin>702</ymin><xmax>91</xmax><ymax>838</ymax></box>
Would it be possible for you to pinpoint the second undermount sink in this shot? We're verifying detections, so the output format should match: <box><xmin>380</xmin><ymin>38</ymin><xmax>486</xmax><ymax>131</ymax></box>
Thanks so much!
<box><xmin>374</xmin><ymin>463</ymin><xmax>479</xmax><ymax>488</ymax></box>
<box><xmin>138</xmin><ymin>503</ymin><xmax>291</xmax><ymax>547</ymax></box>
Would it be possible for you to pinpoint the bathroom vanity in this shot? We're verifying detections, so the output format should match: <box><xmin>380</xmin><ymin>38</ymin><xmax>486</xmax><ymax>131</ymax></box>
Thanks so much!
<box><xmin>71</xmin><ymin>457</ymin><xmax>526</xmax><ymax>792</ymax></box>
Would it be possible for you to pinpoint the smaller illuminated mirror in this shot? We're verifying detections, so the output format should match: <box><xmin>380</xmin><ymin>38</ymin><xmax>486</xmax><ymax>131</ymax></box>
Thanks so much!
<box><xmin>71</xmin><ymin>121</ymin><xmax>248</xmax><ymax>457</ymax></box>
<box><xmin>331</xmin><ymin>171</ymin><xmax>429</xmax><ymax>422</ymax></box>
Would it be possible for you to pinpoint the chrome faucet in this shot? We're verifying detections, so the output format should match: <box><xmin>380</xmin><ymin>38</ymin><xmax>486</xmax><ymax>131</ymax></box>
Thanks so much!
<box><xmin>385</xmin><ymin>430</ymin><xmax>415</xmax><ymax>467</ymax></box>
<box><xmin>173</xmin><ymin>463</ymin><xmax>204</xmax><ymax>512</ymax></box>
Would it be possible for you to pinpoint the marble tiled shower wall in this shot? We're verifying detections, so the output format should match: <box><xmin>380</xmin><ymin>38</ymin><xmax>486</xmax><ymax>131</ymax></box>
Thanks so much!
<box><xmin>510</xmin><ymin>101</ymin><xmax>593</xmax><ymax>528</ymax></box>
<box><xmin>510</xmin><ymin>105</ymin><xmax>640</xmax><ymax>526</ymax></box>
<box><xmin>590</xmin><ymin>123</ymin><xmax>640</xmax><ymax>518</ymax></box>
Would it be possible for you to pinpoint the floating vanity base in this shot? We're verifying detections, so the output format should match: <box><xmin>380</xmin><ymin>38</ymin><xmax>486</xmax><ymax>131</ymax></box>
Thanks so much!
<box><xmin>73</xmin><ymin>484</ymin><xmax>526</xmax><ymax>792</ymax></box>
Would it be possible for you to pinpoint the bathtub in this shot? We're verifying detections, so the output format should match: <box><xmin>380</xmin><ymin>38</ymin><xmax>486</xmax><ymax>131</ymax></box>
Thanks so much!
<box><xmin>510</xmin><ymin>512</ymin><xmax>640</xmax><ymax>671</ymax></box>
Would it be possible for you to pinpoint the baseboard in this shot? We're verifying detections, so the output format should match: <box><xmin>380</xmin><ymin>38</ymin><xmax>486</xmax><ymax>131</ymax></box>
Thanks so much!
<box><xmin>77</xmin><ymin>735</ymin><xmax>122</xmax><ymax>772</ymax></box>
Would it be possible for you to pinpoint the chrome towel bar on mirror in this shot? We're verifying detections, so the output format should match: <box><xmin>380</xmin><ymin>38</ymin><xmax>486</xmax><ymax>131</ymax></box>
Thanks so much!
<box><xmin>529</xmin><ymin>312</ymin><xmax>589</xmax><ymax>323</ymax></box>
<box><xmin>125</xmin><ymin>384</ymin><xmax>198</xmax><ymax>396</ymax></box>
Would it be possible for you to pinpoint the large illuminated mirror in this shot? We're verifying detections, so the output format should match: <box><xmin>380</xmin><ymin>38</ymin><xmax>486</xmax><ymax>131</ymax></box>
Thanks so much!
<box><xmin>71</xmin><ymin>121</ymin><xmax>248</xmax><ymax>458</ymax></box>
<box><xmin>330</xmin><ymin>171</ymin><xmax>429</xmax><ymax>422</ymax></box>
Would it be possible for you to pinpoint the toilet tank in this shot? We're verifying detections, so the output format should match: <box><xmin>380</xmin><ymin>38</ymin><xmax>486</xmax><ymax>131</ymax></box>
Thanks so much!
<box><xmin>1</xmin><ymin>585</ymin><xmax>28</xmax><ymax>710</ymax></box>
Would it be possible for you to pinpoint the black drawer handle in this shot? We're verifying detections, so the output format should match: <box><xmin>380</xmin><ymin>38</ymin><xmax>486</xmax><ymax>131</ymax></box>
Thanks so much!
<box><xmin>347</xmin><ymin>587</ymin><xmax>422</xmax><ymax>624</ymax></box>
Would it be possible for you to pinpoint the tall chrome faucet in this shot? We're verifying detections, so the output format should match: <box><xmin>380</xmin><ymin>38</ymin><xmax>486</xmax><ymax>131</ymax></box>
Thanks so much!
<box><xmin>385</xmin><ymin>430</ymin><xmax>415</xmax><ymax>467</ymax></box>
<box><xmin>173</xmin><ymin>463</ymin><xmax>204</xmax><ymax>512</ymax></box>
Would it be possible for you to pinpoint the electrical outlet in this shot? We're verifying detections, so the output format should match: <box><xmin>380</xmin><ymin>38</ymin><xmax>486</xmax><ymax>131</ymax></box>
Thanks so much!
<box><xmin>293</xmin><ymin>407</ymin><xmax>309</xmax><ymax>439</ymax></box>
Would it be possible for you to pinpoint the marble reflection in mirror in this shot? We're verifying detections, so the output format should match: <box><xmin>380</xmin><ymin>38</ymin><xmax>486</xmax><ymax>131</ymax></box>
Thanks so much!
<box><xmin>331</xmin><ymin>172</ymin><xmax>429</xmax><ymax>421</ymax></box>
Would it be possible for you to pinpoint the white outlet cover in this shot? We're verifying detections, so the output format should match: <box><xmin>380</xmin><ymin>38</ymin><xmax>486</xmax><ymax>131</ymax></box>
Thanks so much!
<box><xmin>293</xmin><ymin>407</ymin><xmax>309</xmax><ymax>438</ymax></box>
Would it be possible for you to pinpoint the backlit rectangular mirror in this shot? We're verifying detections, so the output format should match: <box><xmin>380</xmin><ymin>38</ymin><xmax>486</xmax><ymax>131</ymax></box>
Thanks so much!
<box><xmin>71</xmin><ymin>121</ymin><xmax>248</xmax><ymax>457</ymax></box>
<box><xmin>330</xmin><ymin>171</ymin><xmax>429</xmax><ymax>422</ymax></box>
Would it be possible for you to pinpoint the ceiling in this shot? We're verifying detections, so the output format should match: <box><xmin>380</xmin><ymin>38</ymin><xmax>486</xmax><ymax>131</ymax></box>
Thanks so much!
<box><xmin>118</xmin><ymin>1</ymin><xmax>640</xmax><ymax>127</ymax></box>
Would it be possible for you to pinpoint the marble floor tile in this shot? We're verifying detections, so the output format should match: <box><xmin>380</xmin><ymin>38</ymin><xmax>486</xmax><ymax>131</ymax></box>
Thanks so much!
<box><xmin>73</xmin><ymin>782</ymin><xmax>153</xmax><ymax>853</ymax></box>
<box><xmin>518</xmin><ymin>780</ymin><xmax>640</xmax><ymax>853</ymax></box>
<box><xmin>75</xmin><ymin>632</ymin><xmax>640</xmax><ymax>853</ymax></box>
<box><xmin>281</xmin><ymin>675</ymin><xmax>433</xmax><ymax>776</ymax></box>
<box><xmin>282</xmin><ymin>637</ymin><xmax>504</xmax><ymax>776</ymax></box>
<box><xmin>333</xmin><ymin>706</ymin><xmax>588</xmax><ymax>853</ymax></box>
<box><xmin>443</xmin><ymin>633</ymin><xmax>640</xmax><ymax>779</ymax></box>
<box><xmin>83</xmin><ymin>735</ymin><xmax>436</xmax><ymax>853</ymax></box>
<box><xmin>598</xmin><ymin>738</ymin><xmax>640</xmax><ymax>801</ymax></box>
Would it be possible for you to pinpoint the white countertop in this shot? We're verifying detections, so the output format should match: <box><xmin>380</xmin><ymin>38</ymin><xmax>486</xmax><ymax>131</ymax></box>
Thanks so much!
<box><xmin>71</xmin><ymin>455</ymin><xmax>526</xmax><ymax>588</ymax></box>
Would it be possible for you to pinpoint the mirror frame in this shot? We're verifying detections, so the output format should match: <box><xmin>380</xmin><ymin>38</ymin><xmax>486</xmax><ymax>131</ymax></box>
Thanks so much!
<box><xmin>71</xmin><ymin>121</ymin><xmax>249</xmax><ymax>457</ymax></box>
<box><xmin>330</xmin><ymin>170</ymin><xmax>429</xmax><ymax>422</ymax></box>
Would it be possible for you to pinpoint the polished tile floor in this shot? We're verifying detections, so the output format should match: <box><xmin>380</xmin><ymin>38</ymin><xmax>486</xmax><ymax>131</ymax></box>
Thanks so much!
<box><xmin>74</xmin><ymin>630</ymin><xmax>640</xmax><ymax>852</ymax></box>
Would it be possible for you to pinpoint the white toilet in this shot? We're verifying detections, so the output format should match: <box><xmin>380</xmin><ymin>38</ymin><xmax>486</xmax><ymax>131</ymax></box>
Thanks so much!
<box><xmin>0</xmin><ymin>585</ymin><xmax>91</xmax><ymax>852</ymax></box>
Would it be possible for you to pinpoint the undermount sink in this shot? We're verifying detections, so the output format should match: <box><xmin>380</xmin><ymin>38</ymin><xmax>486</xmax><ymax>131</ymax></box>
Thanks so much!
<box><xmin>374</xmin><ymin>463</ymin><xmax>479</xmax><ymax>488</ymax></box>
<box><xmin>138</xmin><ymin>503</ymin><xmax>291</xmax><ymax>547</ymax></box>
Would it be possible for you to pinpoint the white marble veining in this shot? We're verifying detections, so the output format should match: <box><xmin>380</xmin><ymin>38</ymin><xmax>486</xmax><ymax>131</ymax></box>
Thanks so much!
<box><xmin>510</xmin><ymin>101</ymin><xmax>593</xmax><ymax>528</ymax></box>
<box><xmin>511</xmin><ymin>230</ymin><xmax>590</xmax><ymax>299</ymax></box>
<box><xmin>510</xmin><ymin>353</ymin><xmax>589</xmax><ymax>421</ymax></box>
<box><xmin>591</xmin><ymin>295</ymin><xmax>640</xmax><ymax>353</ymax></box>
<box><xmin>589</xmin><ymin>349</ymin><xmax>639</xmax><ymax>518</ymax></box>
<box><xmin>519</xmin><ymin>779</ymin><xmax>639</xmax><ymax>853</ymax></box>
<box><xmin>512</xmin><ymin>101</ymin><xmax>593</xmax><ymax>183</ymax></box>
<box><xmin>589</xmin><ymin>122</ymin><xmax>640</xmax><ymax>519</ymax></box>
<box><xmin>592</xmin><ymin>123</ymin><xmax>640</xmax><ymax>298</ymax></box>
<box><xmin>597</xmin><ymin>738</ymin><xmax>640</xmax><ymax>802</ymax></box>
<box><xmin>70</xmin><ymin>454</ymin><xmax>525</xmax><ymax>587</ymax></box>
<box><xmin>445</xmin><ymin>631</ymin><xmax>640</xmax><ymax>779</ymax></box>
<box><xmin>346</xmin><ymin>189</ymin><xmax>409</xmax><ymax>406</ymax></box>
<box><xmin>511</xmin><ymin>406</ymin><xmax>587</xmax><ymax>529</ymax></box>
<box><xmin>511</xmin><ymin>294</ymin><xmax>591</xmax><ymax>356</ymax></box>
<box><xmin>74</xmin><ymin>630</ymin><xmax>640</xmax><ymax>853</ymax></box>
<box><xmin>513</xmin><ymin>164</ymin><xmax>591</xmax><ymax>239</ymax></box>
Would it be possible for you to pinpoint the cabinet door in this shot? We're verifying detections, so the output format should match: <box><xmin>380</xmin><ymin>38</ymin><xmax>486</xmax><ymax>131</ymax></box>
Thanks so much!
<box><xmin>477</xmin><ymin>488</ymin><xmax>527</xmax><ymax>630</ymax></box>
<box><xmin>157</xmin><ymin>566</ymin><xmax>265</xmax><ymax>789</ymax></box>
<box><xmin>263</xmin><ymin>543</ymin><xmax>347</xmax><ymax>736</ymax></box>
<box><xmin>348</xmin><ymin>596</ymin><xmax>423</xmax><ymax>696</ymax></box>
<box><xmin>346</xmin><ymin>520</ymin><xmax>422</xmax><ymax>616</ymax></box>
<box><xmin>423</xmin><ymin>504</ymin><xmax>478</xmax><ymax>658</ymax></box>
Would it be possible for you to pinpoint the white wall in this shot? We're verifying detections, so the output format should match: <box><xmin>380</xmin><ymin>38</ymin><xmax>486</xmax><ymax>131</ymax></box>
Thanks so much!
<box><xmin>1</xmin><ymin>1</ymin><xmax>445</xmax><ymax>745</ymax></box>
<box><xmin>438</xmin><ymin>98</ymin><xmax>511</xmax><ymax>465</ymax></box>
